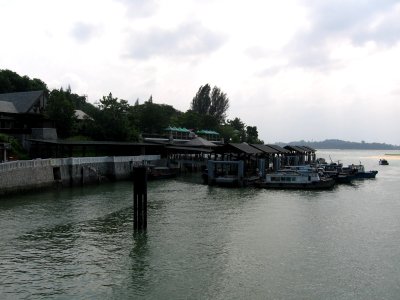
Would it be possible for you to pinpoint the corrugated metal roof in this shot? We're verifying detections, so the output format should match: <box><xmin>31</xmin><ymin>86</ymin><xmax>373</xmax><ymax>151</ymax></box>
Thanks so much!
<box><xmin>266</xmin><ymin>144</ymin><xmax>290</xmax><ymax>153</ymax></box>
<box><xmin>300</xmin><ymin>145</ymin><xmax>316</xmax><ymax>152</ymax></box>
<box><xmin>197</xmin><ymin>129</ymin><xmax>219</xmax><ymax>135</ymax></box>
<box><xmin>285</xmin><ymin>145</ymin><xmax>307</xmax><ymax>153</ymax></box>
<box><xmin>0</xmin><ymin>90</ymin><xmax>44</xmax><ymax>113</ymax></box>
<box><xmin>184</xmin><ymin>137</ymin><xmax>218</xmax><ymax>147</ymax></box>
<box><xmin>251</xmin><ymin>144</ymin><xmax>279</xmax><ymax>154</ymax></box>
<box><xmin>226</xmin><ymin>143</ymin><xmax>262</xmax><ymax>154</ymax></box>
<box><xmin>164</xmin><ymin>126</ymin><xmax>191</xmax><ymax>133</ymax></box>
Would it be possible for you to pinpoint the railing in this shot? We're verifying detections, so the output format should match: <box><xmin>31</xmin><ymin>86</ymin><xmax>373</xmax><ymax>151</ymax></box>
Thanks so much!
<box><xmin>0</xmin><ymin>159</ymin><xmax>53</xmax><ymax>172</ymax></box>
<box><xmin>0</xmin><ymin>155</ymin><xmax>161</xmax><ymax>172</ymax></box>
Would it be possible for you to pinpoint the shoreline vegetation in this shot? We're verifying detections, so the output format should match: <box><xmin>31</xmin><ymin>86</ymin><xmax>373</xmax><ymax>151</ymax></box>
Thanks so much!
<box><xmin>278</xmin><ymin>139</ymin><xmax>400</xmax><ymax>150</ymax></box>
<box><xmin>0</xmin><ymin>69</ymin><xmax>399</xmax><ymax>157</ymax></box>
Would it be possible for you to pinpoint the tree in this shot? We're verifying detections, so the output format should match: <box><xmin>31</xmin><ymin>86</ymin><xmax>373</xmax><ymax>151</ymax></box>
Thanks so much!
<box><xmin>246</xmin><ymin>126</ymin><xmax>263</xmax><ymax>144</ymax></box>
<box><xmin>191</xmin><ymin>84</ymin><xmax>211</xmax><ymax>115</ymax></box>
<box><xmin>228</xmin><ymin>117</ymin><xmax>246</xmax><ymax>142</ymax></box>
<box><xmin>190</xmin><ymin>84</ymin><xmax>230</xmax><ymax>124</ymax></box>
<box><xmin>131</xmin><ymin>101</ymin><xmax>179</xmax><ymax>134</ymax></box>
<box><xmin>0</xmin><ymin>69</ymin><xmax>48</xmax><ymax>93</ymax></box>
<box><xmin>46</xmin><ymin>89</ymin><xmax>76</xmax><ymax>138</ymax></box>
<box><xmin>217</xmin><ymin>124</ymin><xmax>238</xmax><ymax>143</ymax></box>
<box><xmin>209</xmin><ymin>86</ymin><xmax>229</xmax><ymax>123</ymax></box>
<box><xmin>93</xmin><ymin>93</ymin><xmax>133</xmax><ymax>141</ymax></box>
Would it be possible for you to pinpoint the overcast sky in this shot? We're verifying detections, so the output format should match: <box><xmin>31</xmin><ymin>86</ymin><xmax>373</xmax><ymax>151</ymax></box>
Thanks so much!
<box><xmin>1</xmin><ymin>0</ymin><xmax>400</xmax><ymax>145</ymax></box>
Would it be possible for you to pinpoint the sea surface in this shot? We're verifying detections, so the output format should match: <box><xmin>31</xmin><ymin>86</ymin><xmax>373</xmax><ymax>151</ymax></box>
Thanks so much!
<box><xmin>0</xmin><ymin>150</ymin><xmax>400</xmax><ymax>299</ymax></box>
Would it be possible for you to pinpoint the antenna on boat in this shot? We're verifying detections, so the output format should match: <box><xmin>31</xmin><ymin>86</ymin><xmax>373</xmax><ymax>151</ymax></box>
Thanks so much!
<box><xmin>329</xmin><ymin>155</ymin><xmax>333</xmax><ymax>163</ymax></box>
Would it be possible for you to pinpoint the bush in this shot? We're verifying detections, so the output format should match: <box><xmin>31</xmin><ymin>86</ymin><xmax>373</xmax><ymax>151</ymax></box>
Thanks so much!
<box><xmin>0</xmin><ymin>133</ymin><xmax>29</xmax><ymax>160</ymax></box>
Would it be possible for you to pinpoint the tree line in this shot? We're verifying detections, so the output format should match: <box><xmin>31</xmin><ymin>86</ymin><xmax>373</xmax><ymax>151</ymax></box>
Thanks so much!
<box><xmin>0</xmin><ymin>69</ymin><xmax>263</xmax><ymax>144</ymax></box>
<box><xmin>281</xmin><ymin>139</ymin><xmax>400</xmax><ymax>150</ymax></box>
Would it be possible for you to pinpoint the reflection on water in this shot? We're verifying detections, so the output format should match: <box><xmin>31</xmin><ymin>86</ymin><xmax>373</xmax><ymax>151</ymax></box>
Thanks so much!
<box><xmin>1</xmin><ymin>150</ymin><xmax>400</xmax><ymax>299</ymax></box>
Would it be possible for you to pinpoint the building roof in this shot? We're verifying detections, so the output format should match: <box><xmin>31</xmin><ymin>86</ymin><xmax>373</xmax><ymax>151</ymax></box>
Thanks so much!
<box><xmin>300</xmin><ymin>145</ymin><xmax>316</xmax><ymax>152</ymax></box>
<box><xmin>164</xmin><ymin>126</ymin><xmax>191</xmax><ymax>133</ymax></box>
<box><xmin>251</xmin><ymin>144</ymin><xmax>279</xmax><ymax>154</ymax></box>
<box><xmin>197</xmin><ymin>129</ymin><xmax>219</xmax><ymax>135</ymax></box>
<box><xmin>0</xmin><ymin>90</ymin><xmax>44</xmax><ymax>113</ymax></box>
<box><xmin>217</xmin><ymin>143</ymin><xmax>262</xmax><ymax>155</ymax></box>
<box><xmin>266</xmin><ymin>144</ymin><xmax>290</xmax><ymax>154</ymax></box>
<box><xmin>284</xmin><ymin>145</ymin><xmax>316</xmax><ymax>153</ymax></box>
<box><xmin>284</xmin><ymin>145</ymin><xmax>307</xmax><ymax>153</ymax></box>
<box><xmin>165</xmin><ymin>145</ymin><xmax>213</xmax><ymax>153</ymax></box>
<box><xmin>184</xmin><ymin>136</ymin><xmax>218</xmax><ymax>147</ymax></box>
<box><xmin>74</xmin><ymin>109</ymin><xmax>93</xmax><ymax>120</ymax></box>
<box><xmin>0</xmin><ymin>101</ymin><xmax>18</xmax><ymax>114</ymax></box>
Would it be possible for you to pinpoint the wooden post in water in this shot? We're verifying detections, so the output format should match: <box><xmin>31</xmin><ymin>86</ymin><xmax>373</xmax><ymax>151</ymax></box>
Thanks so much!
<box><xmin>133</xmin><ymin>166</ymin><xmax>147</xmax><ymax>230</ymax></box>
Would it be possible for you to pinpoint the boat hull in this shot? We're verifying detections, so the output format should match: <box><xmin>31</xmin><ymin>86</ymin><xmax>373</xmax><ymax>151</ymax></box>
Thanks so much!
<box><xmin>335</xmin><ymin>173</ymin><xmax>356</xmax><ymax>183</ymax></box>
<box><xmin>256</xmin><ymin>178</ymin><xmax>335</xmax><ymax>190</ymax></box>
<box><xmin>353</xmin><ymin>171</ymin><xmax>378</xmax><ymax>179</ymax></box>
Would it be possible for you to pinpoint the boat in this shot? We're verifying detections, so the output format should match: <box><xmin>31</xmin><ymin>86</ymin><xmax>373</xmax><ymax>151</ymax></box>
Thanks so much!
<box><xmin>335</xmin><ymin>173</ymin><xmax>356</xmax><ymax>183</ymax></box>
<box><xmin>318</xmin><ymin>162</ymin><xmax>355</xmax><ymax>184</ymax></box>
<box><xmin>379</xmin><ymin>159</ymin><xmax>389</xmax><ymax>165</ymax></box>
<box><xmin>256</xmin><ymin>168</ymin><xmax>335</xmax><ymax>190</ymax></box>
<box><xmin>343</xmin><ymin>164</ymin><xmax>378</xmax><ymax>179</ymax></box>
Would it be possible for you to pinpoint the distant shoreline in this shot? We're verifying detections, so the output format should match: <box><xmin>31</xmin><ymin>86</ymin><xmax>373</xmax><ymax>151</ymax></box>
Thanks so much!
<box><xmin>278</xmin><ymin>139</ymin><xmax>400</xmax><ymax>151</ymax></box>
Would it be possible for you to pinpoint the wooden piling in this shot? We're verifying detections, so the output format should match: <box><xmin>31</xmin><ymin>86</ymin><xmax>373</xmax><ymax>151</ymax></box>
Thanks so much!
<box><xmin>133</xmin><ymin>166</ymin><xmax>147</xmax><ymax>230</ymax></box>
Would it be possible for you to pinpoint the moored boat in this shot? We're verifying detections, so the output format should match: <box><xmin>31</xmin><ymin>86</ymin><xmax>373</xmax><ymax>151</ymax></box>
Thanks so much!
<box><xmin>342</xmin><ymin>164</ymin><xmax>378</xmax><ymax>179</ymax></box>
<box><xmin>318</xmin><ymin>162</ymin><xmax>355</xmax><ymax>184</ymax></box>
<box><xmin>256</xmin><ymin>168</ymin><xmax>335</xmax><ymax>190</ymax></box>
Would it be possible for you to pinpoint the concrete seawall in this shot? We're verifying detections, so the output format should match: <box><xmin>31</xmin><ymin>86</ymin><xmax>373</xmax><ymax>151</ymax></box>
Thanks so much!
<box><xmin>0</xmin><ymin>155</ymin><xmax>160</xmax><ymax>196</ymax></box>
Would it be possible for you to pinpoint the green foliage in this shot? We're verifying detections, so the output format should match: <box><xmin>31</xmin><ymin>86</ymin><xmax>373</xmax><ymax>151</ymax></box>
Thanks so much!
<box><xmin>130</xmin><ymin>99</ymin><xmax>180</xmax><ymax>134</ymax></box>
<box><xmin>191</xmin><ymin>84</ymin><xmax>229</xmax><ymax>123</ymax></box>
<box><xmin>217</xmin><ymin>124</ymin><xmax>239</xmax><ymax>143</ymax></box>
<box><xmin>46</xmin><ymin>89</ymin><xmax>76</xmax><ymax>138</ymax></box>
<box><xmin>246</xmin><ymin>126</ymin><xmax>263</xmax><ymax>144</ymax></box>
<box><xmin>1</xmin><ymin>69</ymin><xmax>264</xmax><ymax>145</ymax></box>
<box><xmin>227</xmin><ymin>118</ymin><xmax>246</xmax><ymax>142</ymax></box>
<box><xmin>0</xmin><ymin>133</ymin><xmax>29</xmax><ymax>160</ymax></box>
<box><xmin>191</xmin><ymin>84</ymin><xmax>211</xmax><ymax>115</ymax></box>
<box><xmin>209</xmin><ymin>86</ymin><xmax>229</xmax><ymax>123</ymax></box>
<box><xmin>174</xmin><ymin>110</ymin><xmax>218</xmax><ymax>131</ymax></box>
<box><xmin>0</xmin><ymin>69</ymin><xmax>48</xmax><ymax>93</ymax></box>
<box><xmin>223</xmin><ymin>118</ymin><xmax>262</xmax><ymax>144</ymax></box>
<box><xmin>90</xmin><ymin>93</ymin><xmax>135</xmax><ymax>141</ymax></box>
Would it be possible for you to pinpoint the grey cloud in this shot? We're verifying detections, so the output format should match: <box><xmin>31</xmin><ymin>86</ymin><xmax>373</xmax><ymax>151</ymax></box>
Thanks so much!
<box><xmin>257</xmin><ymin>65</ymin><xmax>285</xmax><ymax>77</ymax></box>
<box><xmin>245</xmin><ymin>46</ymin><xmax>272</xmax><ymax>59</ymax></box>
<box><xmin>284</xmin><ymin>0</ymin><xmax>400</xmax><ymax>70</ymax></box>
<box><xmin>353</xmin><ymin>10</ymin><xmax>400</xmax><ymax>46</ymax></box>
<box><xmin>125</xmin><ymin>22</ymin><xmax>226</xmax><ymax>59</ymax></box>
<box><xmin>117</xmin><ymin>0</ymin><xmax>158</xmax><ymax>18</ymax></box>
<box><xmin>70</xmin><ymin>22</ymin><xmax>100</xmax><ymax>43</ymax></box>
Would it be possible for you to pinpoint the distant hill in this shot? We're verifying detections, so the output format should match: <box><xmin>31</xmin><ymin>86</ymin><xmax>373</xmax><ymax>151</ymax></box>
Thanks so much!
<box><xmin>276</xmin><ymin>139</ymin><xmax>400</xmax><ymax>150</ymax></box>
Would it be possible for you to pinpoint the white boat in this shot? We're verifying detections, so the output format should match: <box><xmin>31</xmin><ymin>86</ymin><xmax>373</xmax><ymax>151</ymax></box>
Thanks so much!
<box><xmin>257</xmin><ymin>167</ymin><xmax>335</xmax><ymax>190</ymax></box>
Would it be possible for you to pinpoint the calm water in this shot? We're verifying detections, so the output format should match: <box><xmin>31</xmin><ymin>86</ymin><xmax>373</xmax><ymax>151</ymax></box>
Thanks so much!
<box><xmin>1</xmin><ymin>150</ymin><xmax>400</xmax><ymax>299</ymax></box>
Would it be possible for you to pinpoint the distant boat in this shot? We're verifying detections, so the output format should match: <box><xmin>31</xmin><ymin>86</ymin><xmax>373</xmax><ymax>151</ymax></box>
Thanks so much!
<box><xmin>379</xmin><ymin>159</ymin><xmax>389</xmax><ymax>165</ymax></box>
<box><xmin>256</xmin><ymin>168</ymin><xmax>335</xmax><ymax>190</ymax></box>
